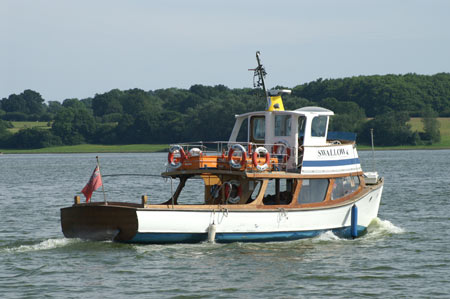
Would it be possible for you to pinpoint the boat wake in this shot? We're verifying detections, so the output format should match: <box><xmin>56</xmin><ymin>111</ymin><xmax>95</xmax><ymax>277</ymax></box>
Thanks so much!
<box><xmin>3</xmin><ymin>238</ymin><xmax>77</xmax><ymax>253</ymax></box>
<box><xmin>311</xmin><ymin>218</ymin><xmax>404</xmax><ymax>243</ymax></box>
<box><xmin>314</xmin><ymin>231</ymin><xmax>342</xmax><ymax>242</ymax></box>
<box><xmin>366</xmin><ymin>217</ymin><xmax>405</xmax><ymax>237</ymax></box>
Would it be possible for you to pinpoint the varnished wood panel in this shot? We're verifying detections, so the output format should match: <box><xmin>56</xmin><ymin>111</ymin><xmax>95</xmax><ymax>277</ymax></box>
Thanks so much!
<box><xmin>61</xmin><ymin>204</ymin><xmax>138</xmax><ymax>242</ymax></box>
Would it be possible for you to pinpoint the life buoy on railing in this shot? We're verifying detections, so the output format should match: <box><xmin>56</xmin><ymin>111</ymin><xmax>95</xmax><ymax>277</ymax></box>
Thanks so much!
<box><xmin>227</xmin><ymin>144</ymin><xmax>247</xmax><ymax>169</ymax></box>
<box><xmin>168</xmin><ymin>144</ymin><xmax>186</xmax><ymax>169</ymax></box>
<box><xmin>224</xmin><ymin>180</ymin><xmax>242</xmax><ymax>204</ymax></box>
<box><xmin>189</xmin><ymin>147</ymin><xmax>202</xmax><ymax>157</ymax></box>
<box><xmin>273</xmin><ymin>141</ymin><xmax>291</xmax><ymax>163</ymax></box>
<box><xmin>252</xmin><ymin>147</ymin><xmax>270</xmax><ymax>171</ymax></box>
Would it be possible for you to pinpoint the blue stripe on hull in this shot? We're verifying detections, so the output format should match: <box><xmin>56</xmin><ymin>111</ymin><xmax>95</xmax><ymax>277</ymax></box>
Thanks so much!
<box><xmin>332</xmin><ymin>225</ymin><xmax>366</xmax><ymax>239</ymax></box>
<box><xmin>127</xmin><ymin>226</ymin><xmax>367</xmax><ymax>244</ymax></box>
<box><xmin>128</xmin><ymin>233</ymin><xmax>208</xmax><ymax>244</ymax></box>
<box><xmin>215</xmin><ymin>230</ymin><xmax>323</xmax><ymax>243</ymax></box>
<box><xmin>302</xmin><ymin>158</ymin><xmax>360</xmax><ymax>167</ymax></box>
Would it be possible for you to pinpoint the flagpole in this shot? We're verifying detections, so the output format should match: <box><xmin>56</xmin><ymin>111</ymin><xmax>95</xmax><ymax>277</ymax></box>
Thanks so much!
<box><xmin>96</xmin><ymin>156</ymin><xmax>107</xmax><ymax>205</ymax></box>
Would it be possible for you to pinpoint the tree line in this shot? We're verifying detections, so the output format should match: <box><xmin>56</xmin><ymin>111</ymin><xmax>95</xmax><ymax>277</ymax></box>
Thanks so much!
<box><xmin>1</xmin><ymin>73</ymin><xmax>448</xmax><ymax>149</ymax></box>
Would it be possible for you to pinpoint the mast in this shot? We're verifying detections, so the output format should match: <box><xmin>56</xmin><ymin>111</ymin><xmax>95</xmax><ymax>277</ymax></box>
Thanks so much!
<box><xmin>250</xmin><ymin>51</ymin><xmax>289</xmax><ymax>111</ymax></box>
<box><xmin>250</xmin><ymin>51</ymin><xmax>268</xmax><ymax>99</ymax></box>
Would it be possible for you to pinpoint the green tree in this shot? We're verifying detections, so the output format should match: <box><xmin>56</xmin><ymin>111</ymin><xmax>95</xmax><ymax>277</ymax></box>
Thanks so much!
<box><xmin>92</xmin><ymin>89</ymin><xmax>124</xmax><ymax>117</ymax></box>
<box><xmin>421</xmin><ymin>107</ymin><xmax>441</xmax><ymax>143</ymax></box>
<box><xmin>47</xmin><ymin>101</ymin><xmax>63</xmax><ymax>114</ymax></box>
<box><xmin>52</xmin><ymin>107</ymin><xmax>96</xmax><ymax>145</ymax></box>
<box><xmin>1</xmin><ymin>90</ymin><xmax>45</xmax><ymax>115</ymax></box>
<box><xmin>7</xmin><ymin>128</ymin><xmax>62</xmax><ymax>149</ymax></box>
<box><xmin>62</xmin><ymin>98</ymin><xmax>85</xmax><ymax>110</ymax></box>
<box><xmin>0</xmin><ymin>119</ymin><xmax>13</xmax><ymax>146</ymax></box>
<box><xmin>359</xmin><ymin>111</ymin><xmax>417</xmax><ymax>146</ymax></box>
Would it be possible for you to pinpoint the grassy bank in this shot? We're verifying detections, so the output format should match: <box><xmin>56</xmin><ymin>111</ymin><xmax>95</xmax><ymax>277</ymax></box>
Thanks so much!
<box><xmin>354</xmin><ymin>118</ymin><xmax>450</xmax><ymax>150</ymax></box>
<box><xmin>8</xmin><ymin>121</ymin><xmax>51</xmax><ymax>134</ymax></box>
<box><xmin>2</xmin><ymin>118</ymin><xmax>449</xmax><ymax>153</ymax></box>
<box><xmin>0</xmin><ymin>144</ymin><xmax>167</xmax><ymax>154</ymax></box>
<box><xmin>408</xmin><ymin>117</ymin><xmax>450</xmax><ymax>148</ymax></box>
<box><xmin>2</xmin><ymin>142</ymin><xmax>449</xmax><ymax>154</ymax></box>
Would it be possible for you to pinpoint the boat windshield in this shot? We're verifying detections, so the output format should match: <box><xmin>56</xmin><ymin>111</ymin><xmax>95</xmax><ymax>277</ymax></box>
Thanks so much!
<box><xmin>251</xmin><ymin>116</ymin><xmax>265</xmax><ymax>142</ymax></box>
<box><xmin>311</xmin><ymin>116</ymin><xmax>327</xmax><ymax>137</ymax></box>
<box><xmin>275</xmin><ymin>115</ymin><xmax>291</xmax><ymax>137</ymax></box>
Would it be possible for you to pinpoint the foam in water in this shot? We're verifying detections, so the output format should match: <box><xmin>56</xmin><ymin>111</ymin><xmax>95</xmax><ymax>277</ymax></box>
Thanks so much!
<box><xmin>314</xmin><ymin>231</ymin><xmax>342</xmax><ymax>241</ymax></box>
<box><xmin>367</xmin><ymin>217</ymin><xmax>405</xmax><ymax>236</ymax></box>
<box><xmin>311</xmin><ymin>218</ymin><xmax>404</xmax><ymax>243</ymax></box>
<box><xmin>5</xmin><ymin>238</ymin><xmax>75</xmax><ymax>253</ymax></box>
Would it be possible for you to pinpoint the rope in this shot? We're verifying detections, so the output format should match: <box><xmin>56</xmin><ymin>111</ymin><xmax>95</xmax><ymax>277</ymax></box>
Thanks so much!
<box><xmin>102</xmin><ymin>174</ymin><xmax>162</xmax><ymax>177</ymax></box>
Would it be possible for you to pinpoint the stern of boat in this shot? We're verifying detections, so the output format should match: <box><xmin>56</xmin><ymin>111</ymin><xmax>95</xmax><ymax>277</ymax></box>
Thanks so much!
<box><xmin>60</xmin><ymin>202</ymin><xmax>140</xmax><ymax>242</ymax></box>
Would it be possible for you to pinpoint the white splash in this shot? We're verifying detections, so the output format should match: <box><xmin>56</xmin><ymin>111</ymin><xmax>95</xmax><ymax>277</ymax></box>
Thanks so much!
<box><xmin>314</xmin><ymin>231</ymin><xmax>342</xmax><ymax>241</ymax></box>
<box><xmin>5</xmin><ymin>238</ymin><xmax>75</xmax><ymax>253</ymax></box>
<box><xmin>368</xmin><ymin>217</ymin><xmax>404</xmax><ymax>234</ymax></box>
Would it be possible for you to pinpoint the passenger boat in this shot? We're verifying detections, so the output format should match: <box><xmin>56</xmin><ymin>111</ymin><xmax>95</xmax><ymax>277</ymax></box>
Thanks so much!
<box><xmin>61</xmin><ymin>52</ymin><xmax>383</xmax><ymax>244</ymax></box>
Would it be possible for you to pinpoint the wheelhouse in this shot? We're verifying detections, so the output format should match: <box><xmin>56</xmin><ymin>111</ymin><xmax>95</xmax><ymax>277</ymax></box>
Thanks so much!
<box><xmin>229</xmin><ymin>106</ymin><xmax>335</xmax><ymax>170</ymax></box>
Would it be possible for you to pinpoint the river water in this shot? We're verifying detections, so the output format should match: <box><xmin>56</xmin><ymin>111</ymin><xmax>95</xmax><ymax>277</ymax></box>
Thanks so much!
<box><xmin>0</xmin><ymin>150</ymin><xmax>449</xmax><ymax>298</ymax></box>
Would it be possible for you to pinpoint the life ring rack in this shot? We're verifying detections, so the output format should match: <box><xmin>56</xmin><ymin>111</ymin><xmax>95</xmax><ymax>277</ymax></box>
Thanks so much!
<box><xmin>227</xmin><ymin>144</ymin><xmax>247</xmax><ymax>169</ymax></box>
<box><xmin>252</xmin><ymin>147</ymin><xmax>270</xmax><ymax>171</ymax></box>
<box><xmin>224</xmin><ymin>180</ymin><xmax>242</xmax><ymax>204</ymax></box>
<box><xmin>168</xmin><ymin>144</ymin><xmax>187</xmax><ymax>169</ymax></box>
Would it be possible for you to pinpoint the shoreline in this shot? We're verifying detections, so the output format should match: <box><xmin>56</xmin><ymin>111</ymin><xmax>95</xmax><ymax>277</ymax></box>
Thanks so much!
<box><xmin>1</xmin><ymin>144</ymin><xmax>449</xmax><ymax>154</ymax></box>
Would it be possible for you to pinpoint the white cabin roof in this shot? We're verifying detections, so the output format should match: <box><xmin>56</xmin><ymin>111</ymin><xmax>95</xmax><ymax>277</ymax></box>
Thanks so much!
<box><xmin>235</xmin><ymin>106</ymin><xmax>334</xmax><ymax>119</ymax></box>
<box><xmin>295</xmin><ymin>106</ymin><xmax>334</xmax><ymax>115</ymax></box>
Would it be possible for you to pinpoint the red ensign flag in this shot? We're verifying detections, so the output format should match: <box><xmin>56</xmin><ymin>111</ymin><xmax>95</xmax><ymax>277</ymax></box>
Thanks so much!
<box><xmin>81</xmin><ymin>165</ymin><xmax>103</xmax><ymax>202</ymax></box>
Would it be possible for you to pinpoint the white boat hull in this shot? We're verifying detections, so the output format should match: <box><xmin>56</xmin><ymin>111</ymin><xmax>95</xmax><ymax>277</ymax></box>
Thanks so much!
<box><xmin>130</xmin><ymin>184</ymin><xmax>383</xmax><ymax>243</ymax></box>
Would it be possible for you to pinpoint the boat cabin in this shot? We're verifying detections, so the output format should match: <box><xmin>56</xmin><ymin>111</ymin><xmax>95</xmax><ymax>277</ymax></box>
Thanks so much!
<box><xmin>229</xmin><ymin>100</ymin><xmax>335</xmax><ymax>170</ymax></box>
<box><xmin>160</xmin><ymin>89</ymin><xmax>368</xmax><ymax>209</ymax></box>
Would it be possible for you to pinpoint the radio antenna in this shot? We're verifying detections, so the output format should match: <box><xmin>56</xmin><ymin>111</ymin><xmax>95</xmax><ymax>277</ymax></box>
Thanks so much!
<box><xmin>249</xmin><ymin>51</ymin><xmax>268</xmax><ymax>98</ymax></box>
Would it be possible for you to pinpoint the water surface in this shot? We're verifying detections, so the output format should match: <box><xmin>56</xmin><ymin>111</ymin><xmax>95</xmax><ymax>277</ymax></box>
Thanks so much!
<box><xmin>1</xmin><ymin>151</ymin><xmax>449</xmax><ymax>298</ymax></box>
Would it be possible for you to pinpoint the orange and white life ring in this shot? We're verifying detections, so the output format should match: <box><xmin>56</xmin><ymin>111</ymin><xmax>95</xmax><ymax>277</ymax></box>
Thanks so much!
<box><xmin>252</xmin><ymin>147</ymin><xmax>270</xmax><ymax>171</ymax></box>
<box><xmin>227</xmin><ymin>144</ymin><xmax>247</xmax><ymax>169</ymax></box>
<box><xmin>224</xmin><ymin>180</ymin><xmax>242</xmax><ymax>204</ymax></box>
<box><xmin>168</xmin><ymin>144</ymin><xmax>186</xmax><ymax>169</ymax></box>
<box><xmin>273</xmin><ymin>141</ymin><xmax>291</xmax><ymax>163</ymax></box>
<box><xmin>188</xmin><ymin>147</ymin><xmax>202</xmax><ymax>157</ymax></box>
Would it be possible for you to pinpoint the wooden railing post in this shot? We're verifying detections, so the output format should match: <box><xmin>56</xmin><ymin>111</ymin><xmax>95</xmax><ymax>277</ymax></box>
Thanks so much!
<box><xmin>141</xmin><ymin>195</ymin><xmax>148</xmax><ymax>207</ymax></box>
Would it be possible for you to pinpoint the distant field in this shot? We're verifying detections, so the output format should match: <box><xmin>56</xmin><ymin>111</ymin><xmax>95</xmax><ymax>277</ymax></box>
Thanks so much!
<box><xmin>8</xmin><ymin>121</ymin><xmax>51</xmax><ymax>133</ymax></box>
<box><xmin>358</xmin><ymin>117</ymin><xmax>450</xmax><ymax>150</ymax></box>
<box><xmin>2</xmin><ymin>118</ymin><xmax>449</xmax><ymax>152</ymax></box>
<box><xmin>408</xmin><ymin>117</ymin><xmax>450</xmax><ymax>148</ymax></box>
<box><xmin>0</xmin><ymin>144</ymin><xmax>167</xmax><ymax>154</ymax></box>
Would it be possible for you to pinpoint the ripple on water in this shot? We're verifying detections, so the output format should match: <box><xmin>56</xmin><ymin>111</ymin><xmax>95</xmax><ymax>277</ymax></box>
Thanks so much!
<box><xmin>0</xmin><ymin>151</ymin><xmax>449</xmax><ymax>298</ymax></box>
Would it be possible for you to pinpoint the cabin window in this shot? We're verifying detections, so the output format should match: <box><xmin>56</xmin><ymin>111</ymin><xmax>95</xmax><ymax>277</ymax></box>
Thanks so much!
<box><xmin>236</xmin><ymin>118</ymin><xmax>249</xmax><ymax>142</ymax></box>
<box><xmin>331</xmin><ymin>176</ymin><xmax>360</xmax><ymax>200</ymax></box>
<box><xmin>263</xmin><ymin>179</ymin><xmax>294</xmax><ymax>205</ymax></box>
<box><xmin>251</xmin><ymin>116</ymin><xmax>265</xmax><ymax>142</ymax></box>
<box><xmin>297</xmin><ymin>179</ymin><xmax>329</xmax><ymax>204</ymax></box>
<box><xmin>247</xmin><ymin>180</ymin><xmax>262</xmax><ymax>203</ymax></box>
<box><xmin>298</xmin><ymin>116</ymin><xmax>306</xmax><ymax>145</ymax></box>
<box><xmin>275</xmin><ymin>115</ymin><xmax>291</xmax><ymax>136</ymax></box>
<box><xmin>170</xmin><ymin>177</ymin><xmax>205</xmax><ymax>205</ymax></box>
<box><xmin>311</xmin><ymin>116</ymin><xmax>327</xmax><ymax>137</ymax></box>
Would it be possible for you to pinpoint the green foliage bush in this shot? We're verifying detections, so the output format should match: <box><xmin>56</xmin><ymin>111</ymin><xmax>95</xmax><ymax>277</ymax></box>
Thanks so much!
<box><xmin>4</xmin><ymin>128</ymin><xmax>62</xmax><ymax>149</ymax></box>
<box><xmin>1</xmin><ymin>73</ymin><xmax>449</xmax><ymax>149</ymax></box>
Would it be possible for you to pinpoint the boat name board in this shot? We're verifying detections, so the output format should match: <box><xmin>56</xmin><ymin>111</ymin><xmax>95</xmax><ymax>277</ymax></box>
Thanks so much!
<box><xmin>317</xmin><ymin>148</ymin><xmax>349</xmax><ymax>158</ymax></box>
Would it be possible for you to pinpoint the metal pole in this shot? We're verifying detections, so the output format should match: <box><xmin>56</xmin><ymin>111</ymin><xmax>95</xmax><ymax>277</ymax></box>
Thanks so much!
<box><xmin>370</xmin><ymin>129</ymin><xmax>376</xmax><ymax>172</ymax></box>
<box><xmin>96</xmin><ymin>156</ymin><xmax>108</xmax><ymax>205</ymax></box>
<box><xmin>170</xmin><ymin>177</ymin><xmax>174</xmax><ymax>209</ymax></box>
<box><xmin>255</xmin><ymin>51</ymin><xmax>268</xmax><ymax>98</ymax></box>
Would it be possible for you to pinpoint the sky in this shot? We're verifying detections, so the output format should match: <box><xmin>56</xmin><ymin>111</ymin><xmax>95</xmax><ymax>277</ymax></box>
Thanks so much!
<box><xmin>1</xmin><ymin>0</ymin><xmax>449</xmax><ymax>102</ymax></box>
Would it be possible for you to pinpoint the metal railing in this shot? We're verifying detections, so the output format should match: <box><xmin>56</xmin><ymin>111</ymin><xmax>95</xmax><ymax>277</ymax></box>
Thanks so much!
<box><xmin>167</xmin><ymin>141</ymin><xmax>293</xmax><ymax>172</ymax></box>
